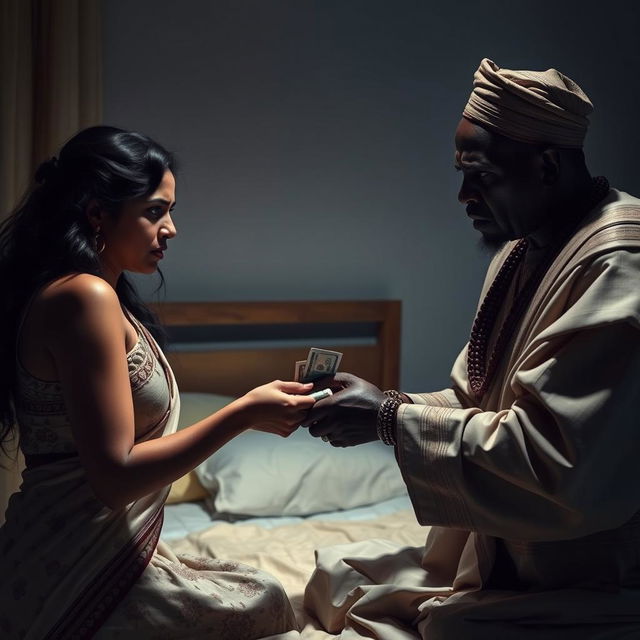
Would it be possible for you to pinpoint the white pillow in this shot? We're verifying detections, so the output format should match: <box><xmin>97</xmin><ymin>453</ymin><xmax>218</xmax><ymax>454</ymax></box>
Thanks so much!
<box><xmin>177</xmin><ymin>392</ymin><xmax>237</xmax><ymax>430</ymax></box>
<box><xmin>166</xmin><ymin>393</ymin><xmax>238</xmax><ymax>505</ymax></box>
<box><xmin>192</xmin><ymin>411</ymin><xmax>408</xmax><ymax>516</ymax></box>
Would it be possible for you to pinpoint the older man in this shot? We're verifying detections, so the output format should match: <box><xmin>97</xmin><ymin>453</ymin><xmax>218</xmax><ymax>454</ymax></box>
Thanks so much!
<box><xmin>304</xmin><ymin>59</ymin><xmax>640</xmax><ymax>639</ymax></box>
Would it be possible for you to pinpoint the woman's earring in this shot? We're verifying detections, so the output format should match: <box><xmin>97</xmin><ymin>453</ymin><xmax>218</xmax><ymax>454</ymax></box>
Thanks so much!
<box><xmin>95</xmin><ymin>227</ymin><xmax>106</xmax><ymax>254</ymax></box>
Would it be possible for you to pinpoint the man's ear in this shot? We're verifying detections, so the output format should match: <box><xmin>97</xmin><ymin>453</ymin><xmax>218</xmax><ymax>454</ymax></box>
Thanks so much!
<box><xmin>540</xmin><ymin>148</ymin><xmax>561</xmax><ymax>186</ymax></box>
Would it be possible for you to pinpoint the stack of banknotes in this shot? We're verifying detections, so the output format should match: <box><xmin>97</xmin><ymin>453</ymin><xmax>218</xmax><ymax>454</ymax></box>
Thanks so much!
<box><xmin>294</xmin><ymin>347</ymin><xmax>343</xmax><ymax>382</ymax></box>
<box><xmin>295</xmin><ymin>348</ymin><xmax>343</xmax><ymax>401</ymax></box>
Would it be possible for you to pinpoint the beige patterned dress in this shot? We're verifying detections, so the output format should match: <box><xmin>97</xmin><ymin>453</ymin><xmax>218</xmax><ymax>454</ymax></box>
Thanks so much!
<box><xmin>0</xmin><ymin>311</ymin><xmax>297</xmax><ymax>639</ymax></box>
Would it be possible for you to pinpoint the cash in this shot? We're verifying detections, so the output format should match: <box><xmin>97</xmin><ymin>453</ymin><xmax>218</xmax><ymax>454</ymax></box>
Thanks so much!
<box><xmin>294</xmin><ymin>347</ymin><xmax>343</xmax><ymax>382</ymax></box>
<box><xmin>309</xmin><ymin>388</ymin><xmax>333</xmax><ymax>401</ymax></box>
<box><xmin>294</xmin><ymin>360</ymin><xmax>307</xmax><ymax>382</ymax></box>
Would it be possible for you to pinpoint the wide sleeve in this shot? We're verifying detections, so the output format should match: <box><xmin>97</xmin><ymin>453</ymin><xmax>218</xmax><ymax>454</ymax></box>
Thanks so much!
<box><xmin>396</xmin><ymin>249</ymin><xmax>640</xmax><ymax>542</ymax></box>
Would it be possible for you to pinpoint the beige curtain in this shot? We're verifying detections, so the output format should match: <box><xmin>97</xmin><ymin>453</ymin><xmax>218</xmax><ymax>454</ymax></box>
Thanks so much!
<box><xmin>0</xmin><ymin>0</ymin><xmax>102</xmax><ymax>524</ymax></box>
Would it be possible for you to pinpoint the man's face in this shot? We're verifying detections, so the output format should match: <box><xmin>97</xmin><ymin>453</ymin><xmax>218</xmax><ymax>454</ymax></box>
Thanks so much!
<box><xmin>454</xmin><ymin>118</ymin><xmax>550</xmax><ymax>251</ymax></box>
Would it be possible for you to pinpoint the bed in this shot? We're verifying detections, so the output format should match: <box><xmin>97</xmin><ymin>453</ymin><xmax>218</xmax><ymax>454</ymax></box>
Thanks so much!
<box><xmin>149</xmin><ymin>300</ymin><xmax>430</xmax><ymax>637</ymax></box>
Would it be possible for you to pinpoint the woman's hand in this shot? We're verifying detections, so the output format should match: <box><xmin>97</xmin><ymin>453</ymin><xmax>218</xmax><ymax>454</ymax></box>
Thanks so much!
<box><xmin>238</xmin><ymin>380</ymin><xmax>317</xmax><ymax>437</ymax></box>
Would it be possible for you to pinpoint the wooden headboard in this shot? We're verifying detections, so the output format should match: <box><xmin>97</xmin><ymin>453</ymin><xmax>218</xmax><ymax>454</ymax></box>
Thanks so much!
<box><xmin>149</xmin><ymin>300</ymin><xmax>401</xmax><ymax>397</ymax></box>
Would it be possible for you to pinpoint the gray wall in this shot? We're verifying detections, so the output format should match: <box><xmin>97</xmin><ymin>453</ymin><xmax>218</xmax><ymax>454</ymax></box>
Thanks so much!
<box><xmin>103</xmin><ymin>0</ymin><xmax>640</xmax><ymax>390</ymax></box>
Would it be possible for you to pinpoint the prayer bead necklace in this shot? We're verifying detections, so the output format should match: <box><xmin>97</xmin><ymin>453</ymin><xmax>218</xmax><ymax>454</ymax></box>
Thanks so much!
<box><xmin>467</xmin><ymin>176</ymin><xmax>610</xmax><ymax>398</ymax></box>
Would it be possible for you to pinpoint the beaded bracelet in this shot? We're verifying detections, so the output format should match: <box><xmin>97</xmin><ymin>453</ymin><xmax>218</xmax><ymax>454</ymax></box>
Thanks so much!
<box><xmin>376</xmin><ymin>390</ymin><xmax>403</xmax><ymax>446</ymax></box>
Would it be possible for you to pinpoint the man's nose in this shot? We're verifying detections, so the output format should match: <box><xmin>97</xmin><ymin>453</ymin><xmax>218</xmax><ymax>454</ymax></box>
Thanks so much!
<box><xmin>458</xmin><ymin>178</ymin><xmax>479</xmax><ymax>205</ymax></box>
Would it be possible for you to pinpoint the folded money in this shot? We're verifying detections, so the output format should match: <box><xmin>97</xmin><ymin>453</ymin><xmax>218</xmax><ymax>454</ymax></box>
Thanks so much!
<box><xmin>309</xmin><ymin>388</ymin><xmax>333</xmax><ymax>401</ymax></box>
<box><xmin>301</xmin><ymin>347</ymin><xmax>343</xmax><ymax>382</ymax></box>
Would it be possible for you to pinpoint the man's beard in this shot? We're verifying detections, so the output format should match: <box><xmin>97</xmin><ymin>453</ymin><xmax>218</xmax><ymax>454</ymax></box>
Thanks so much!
<box><xmin>477</xmin><ymin>231</ymin><xmax>509</xmax><ymax>255</ymax></box>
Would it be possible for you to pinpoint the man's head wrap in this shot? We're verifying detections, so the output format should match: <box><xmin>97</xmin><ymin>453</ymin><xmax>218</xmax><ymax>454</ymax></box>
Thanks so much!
<box><xmin>462</xmin><ymin>58</ymin><xmax>593</xmax><ymax>148</ymax></box>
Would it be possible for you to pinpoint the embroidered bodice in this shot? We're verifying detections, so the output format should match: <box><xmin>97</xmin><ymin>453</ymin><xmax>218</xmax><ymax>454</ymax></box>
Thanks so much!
<box><xmin>15</xmin><ymin>323</ymin><xmax>170</xmax><ymax>457</ymax></box>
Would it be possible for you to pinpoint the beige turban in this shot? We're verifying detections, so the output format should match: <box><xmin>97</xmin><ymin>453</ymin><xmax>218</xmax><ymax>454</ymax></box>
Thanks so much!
<box><xmin>463</xmin><ymin>58</ymin><xmax>593</xmax><ymax>148</ymax></box>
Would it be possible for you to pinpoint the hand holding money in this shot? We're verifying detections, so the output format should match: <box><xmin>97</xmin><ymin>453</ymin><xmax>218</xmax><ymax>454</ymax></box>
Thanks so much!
<box><xmin>305</xmin><ymin>372</ymin><xmax>386</xmax><ymax>447</ymax></box>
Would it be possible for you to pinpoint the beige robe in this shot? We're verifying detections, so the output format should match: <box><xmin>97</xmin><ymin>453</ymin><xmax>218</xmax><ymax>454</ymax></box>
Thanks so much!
<box><xmin>305</xmin><ymin>190</ymin><xmax>640</xmax><ymax>639</ymax></box>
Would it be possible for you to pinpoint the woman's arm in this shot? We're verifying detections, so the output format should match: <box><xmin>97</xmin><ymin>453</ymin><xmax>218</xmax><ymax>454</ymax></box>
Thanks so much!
<box><xmin>46</xmin><ymin>274</ymin><xmax>314</xmax><ymax>510</ymax></box>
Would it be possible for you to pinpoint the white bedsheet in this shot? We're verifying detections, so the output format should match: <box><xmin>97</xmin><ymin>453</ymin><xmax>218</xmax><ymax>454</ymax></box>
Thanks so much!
<box><xmin>164</xmin><ymin>499</ymin><xmax>430</xmax><ymax>638</ymax></box>
<box><xmin>161</xmin><ymin>494</ymin><xmax>415</xmax><ymax>540</ymax></box>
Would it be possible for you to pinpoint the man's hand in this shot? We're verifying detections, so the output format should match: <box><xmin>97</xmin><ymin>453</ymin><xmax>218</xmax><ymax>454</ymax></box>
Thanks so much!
<box><xmin>305</xmin><ymin>373</ymin><xmax>386</xmax><ymax>446</ymax></box>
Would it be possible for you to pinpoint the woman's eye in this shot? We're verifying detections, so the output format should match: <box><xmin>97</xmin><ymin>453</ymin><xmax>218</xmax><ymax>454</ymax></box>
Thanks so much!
<box><xmin>147</xmin><ymin>207</ymin><xmax>163</xmax><ymax>219</ymax></box>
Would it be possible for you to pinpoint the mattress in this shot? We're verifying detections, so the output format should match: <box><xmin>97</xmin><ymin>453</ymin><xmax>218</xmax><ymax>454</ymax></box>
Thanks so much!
<box><xmin>161</xmin><ymin>494</ymin><xmax>416</xmax><ymax>540</ymax></box>
<box><xmin>162</xmin><ymin>494</ymin><xmax>430</xmax><ymax>637</ymax></box>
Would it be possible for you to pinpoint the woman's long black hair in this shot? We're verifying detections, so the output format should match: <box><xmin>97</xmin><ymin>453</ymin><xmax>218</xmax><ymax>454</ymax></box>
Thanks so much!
<box><xmin>0</xmin><ymin>126</ymin><xmax>176</xmax><ymax>457</ymax></box>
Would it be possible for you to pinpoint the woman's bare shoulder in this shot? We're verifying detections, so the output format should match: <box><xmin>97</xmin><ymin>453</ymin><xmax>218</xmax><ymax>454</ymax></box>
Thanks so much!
<box><xmin>39</xmin><ymin>274</ymin><xmax>120</xmax><ymax>324</ymax></box>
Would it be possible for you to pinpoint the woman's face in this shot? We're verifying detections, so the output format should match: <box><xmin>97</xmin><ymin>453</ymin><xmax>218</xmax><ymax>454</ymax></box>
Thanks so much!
<box><xmin>99</xmin><ymin>170</ymin><xmax>177</xmax><ymax>277</ymax></box>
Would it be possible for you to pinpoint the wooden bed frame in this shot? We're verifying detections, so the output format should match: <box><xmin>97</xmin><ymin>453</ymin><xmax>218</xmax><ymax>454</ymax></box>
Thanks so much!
<box><xmin>149</xmin><ymin>300</ymin><xmax>401</xmax><ymax>397</ymax></box>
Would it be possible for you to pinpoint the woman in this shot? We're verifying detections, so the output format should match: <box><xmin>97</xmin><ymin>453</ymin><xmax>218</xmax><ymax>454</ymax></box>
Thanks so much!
<box><xmin>0</xmin><ymin>126</ymin><xmax>314</xmax><ymax>639</ymax></box>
